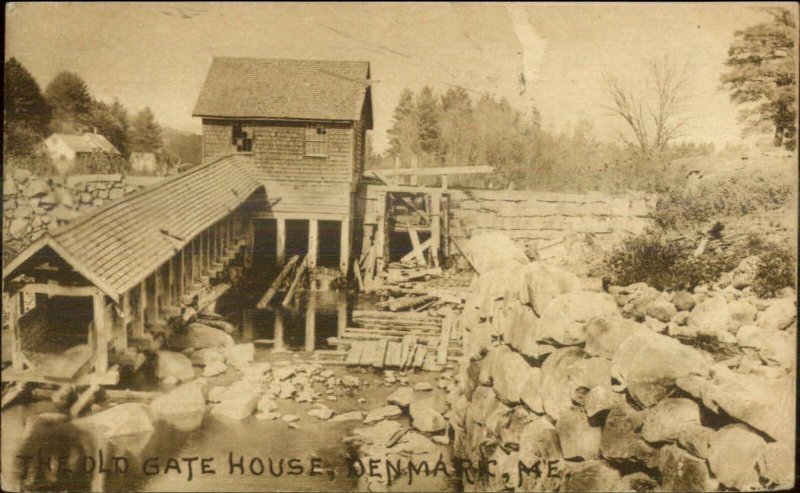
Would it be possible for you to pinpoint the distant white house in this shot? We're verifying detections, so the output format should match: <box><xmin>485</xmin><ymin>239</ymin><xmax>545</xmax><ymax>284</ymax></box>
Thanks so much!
<box><xmin>129</xmin><ymin>152</ymin><xmax>159</xmax><ymax>174</ymax></box>
<box><xmin>42</xmin><ymin>132</ymin><xmax>122</xmax><ymax>174</ymax></box>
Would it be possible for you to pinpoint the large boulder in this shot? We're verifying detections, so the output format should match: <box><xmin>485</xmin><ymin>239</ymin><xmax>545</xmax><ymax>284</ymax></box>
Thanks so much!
<box><xmin>211</xmin><ymin>393</ymin><xmax>260</xmax><ymax>421</ymax></box>
<box><xmin>758</xmin><ymin>442</ymin><xmax>795</xmax><ymax>488</ymax></box>
<box><xmin>600</xmin><ymin>402</ymin><xmax>656</xmax><ymax>465</ymax></box>
<box><xmin>556</xmin><ymin>409</ymin><xmax>601</xmax><ymax>460</ymax></box>
<box><xmin>610</xmin><ymin>332</ymin><xmax>710</xmax><ymax>407</ymax></box>
<box><xmin>658</xmin><ymin>444</ymin><xmax>711</xmax><ymax>492</ymax></box>
<box><xmin>727</xmin><ymin>299</ymin><xmax>757</xmax><ymax>331</ymax></box>
<box><xmin>492</xmin><ymin>347</ymin><xmax>535</xmax><ymax>404</ymax></box>
<box><xmin>25</xmin><ymin>178</ymin><xmax>51</xmax><ymax>198</ymax></box>
<box><xmin>156</xmin><ymin>350</ymin><xmax>195</xmax><ymax>382</ymax></box>
<box><xmin>736</xmin><ymin>325</ymin><xmax>794</xmax><ymax>368</ymax></box>
<box><xmin>363</xmin><ymin>405</ymin><xmax>402</xmax><ymax>424</ymax></box>
<box><xmin>503</xmin><ymin>303</ymin><xmax>542</xmax><ymax>358</ymax></box>
<box><xmin>583</xmin><ymin>385</ymin><xmax>623</xmax><ymax>418</ymax></box>
<box><xmin>757</xmin><ymin>297</ymin><xmax>796</xmax><ymax>331</ymax></box>
<box><xmin>537</xmin><ymin>292</ymin><xmax>619</xmax><ymax>345</ymax></box>
<box><xmin>386</xmin><ymin>386</ymin><xmax>414</xmax><ymax>408</ymax></box>
<box><xmin>517</xmin><ymin>417</ymin><xmax>563</xmax><ymax>492</ymax></box>
<box><xmin>151</xmin><ymin>380</ymin><xmax>206</xmax><ymax>417</ymax></box>
<box><xmin>521</xmin><ymin>261</ymin><xmax>581</xmax><ymax>316</ymax></box>
<box><xmin>561</xmin><ymin>461</ymin><xmax>624</xmax><ymax>492</ymax></box>
<box><xmin>539</xmin><ymin>347</ymin><xmax>585</xmax><ymax>420</ymax></box>
<box><xmin>707</xmin><ymin>424</ymin><xmax>765</xmax><ymax>491</ymax></box>
<box><xmin>671</xmin><ymin>290</ymin><xmax>696</xmax><ymax>312</ymax></box>
<box><xmin>641</xmin><ymin>398</ymin><xmax>701</xmax><ymax>444</ymax></box>
<box><xmin>519</xmin><ymin>367</ymin><xmax>544</xmax><ymax>413</ymax></box>
<box><xmin>74</xmin><ymin>403</ymin><xmax>154</xmax><ymax>438</ymax></box>
<box><xmin>224</xmin><ymin>343</ymin><xmax>255</xmax><ymax>369</ymax></box>
<box><xmin>584</xmin><ymin>316</ymin><xmax>649</xmax><ymax>360</ymax></box>
<box><xmin>410</xmin><ymin>397</ymin><xmax>447</xmax><ymax>433</ymax></box>
<box><xmin>645</xmin><ymin>299</ymin><xmax>677</xmax><ymax>323</ymax></box>
<box><xmin>687</xmin><ymin>295</ymin><xmax>733</xmax><ymax>335</ymax></box>
<box><xmin>731</xmin><ymin>255</ymin><xmax>759</xmax><ymax>289</ymax></box>
<box><xmin>170</xmin><ymin>323</ymin><xmax>234</xmax><ymax>350</ymax></box>
<box><xmin>676</xmin><ymin>366</ymin><xmax>793</xmax><ymax>443</ymax></box>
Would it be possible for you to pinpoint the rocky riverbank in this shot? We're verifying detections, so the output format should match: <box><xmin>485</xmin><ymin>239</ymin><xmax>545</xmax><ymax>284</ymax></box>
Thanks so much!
<box><xmin>445</xmin><ymin>253</ymin><xmax>796</xmax><ymax>491</ymax></box>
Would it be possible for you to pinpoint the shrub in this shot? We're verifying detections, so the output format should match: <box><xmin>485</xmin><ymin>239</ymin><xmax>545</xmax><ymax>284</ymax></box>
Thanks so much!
<box><xmin>753</xmin><ymin>243</ymin><xmax>797</xmax><ymax>298</ymax></box>
<box><xmin>603</xmin><ymin>230</ymin><xmax>737</xmax><ymax>291</ymax></box>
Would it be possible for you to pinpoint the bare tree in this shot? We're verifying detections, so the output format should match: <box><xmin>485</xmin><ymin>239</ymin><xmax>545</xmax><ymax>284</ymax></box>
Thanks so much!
<box><xmin>602</xmin><ymin>55</ymin><xmax>692</xmax><ymax>159</ymax></box>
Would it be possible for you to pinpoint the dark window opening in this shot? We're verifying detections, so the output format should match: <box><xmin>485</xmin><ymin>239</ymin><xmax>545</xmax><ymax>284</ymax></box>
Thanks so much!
<box><xmin>317</xmin><ymin>220</ymin><xmax>342</xmax><ymax>268</ymax></box>
<box><xmin>232</xmin><ymin>124</ymin><xmax>254</xmax><ymax>153</ymax></box>
<box><xmin>286</xmin><ymin>220</ymin><xmax>310</xmax><ymax>258</ymax></box>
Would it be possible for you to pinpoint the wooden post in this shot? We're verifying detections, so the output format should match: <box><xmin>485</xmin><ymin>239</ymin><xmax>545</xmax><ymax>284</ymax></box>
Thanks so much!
<box><xmin>305</xmin><ymin>295</ymin><xmax>316</xmax><ymax>353</ymax></box>
<box><xmin>442</xmin><ymin>194</ymin><xmax>450</xmax><ymax>258</ymax></box>
<box><xmin>337</xmin><ymin>299</ymin><xmax>347</xmax><ymax>338</ymax></box>
<box><xmin>134</xmin><ymin>282</ymin><xmax>146</xmax><ymax>337</ymax></box>
<box><xmin>199</xmin><ymin>231</ymin><xmax>205</xmax><ymax>273</ymax></box>
<box><xmin>431</xmin><ymin>192</ymin><xmax>441</xmax><ymax>268</ymax></box>
<box><xmin>114</xmin><ymin>291</ymin><xmax>130</xmax><ymax>353</ymax></box>
<box><xmin>9</xmin><ymin>291</ymin><xmax>23</xmax><ymax>371</ymax></box>
<box><xmin>179</xmin><ymin>248</ymin><xmax>185</xmax><ymax>296</ymax></box>
<box><xmin>276</xmin><ymin>218</ymin><xmax>286</xmax><ymax>263</ymax></box>
<box><xmin>93</xmin><ymin>291</ymin><xmax>109</xmax><ymax>374</ymax></box>
<box><xmin>274</xmin><ymin>312</ymin><xmax>285</xmax><ymax>351</ymax></box>
<box><xmin>146</xmin><ymin>273</ymin><xmax>158</xmax><ymax>326</ymax></box>
<box><xmin>247</xmin><ymin>218</ymin><xmax>255</xmax><ymax>268</ymax></box>
<box><xmin>340</xmin><ymin>217</ymin><xmax>350</xmax><ymax>275</ymax></box>
<box><xmin>308</xmin><ymin>219</ymin><xmax>319</xmax><ymax>269</ymax></box>
<box><xmin>166</xmin><ymin>256</ymin><xmax>175</xmax><ymax>307</ymax></box>
<box><xmin>375</xmin><ymin>193</ymin><xmax>387</xmax><ymax>272</ymax></box>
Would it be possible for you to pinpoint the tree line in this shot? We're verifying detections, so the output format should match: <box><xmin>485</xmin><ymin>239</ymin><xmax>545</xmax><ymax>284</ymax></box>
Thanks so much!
<box><xmin>4</xmin><ymin>58</ymin><xmax>165</xmax><ymax>171</ymax></box>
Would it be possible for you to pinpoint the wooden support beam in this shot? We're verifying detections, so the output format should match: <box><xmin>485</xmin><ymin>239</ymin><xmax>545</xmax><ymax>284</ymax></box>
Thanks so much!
<box><xmin>167</xmin><ymin>256</ymin><xmax>175</xmax><ymax>307</ymax></box>
<box><xmin>400</xmin><ymin>237</ymin><xmax>432</xmax><ymax>264</ymax></box>
<box><xmin>308</xmin><ymin>219</ymin><xmax>319</xmax><ymax>269</ymax></box>
<box><xmin>179</xmin><ymin>248</ymin><xmax>186</xmax><ymax>297</ymax></box>
<box><xmin>274</xmin><ymin>313</ymin><xmax>285</xmax><ymax>351</ymax></box>
<box><xmin>9</xmin><ymin>292</ymin><xmax>23</xmax><ymax>372</ymax></box>
<box><xmin>70</xmin><ymin>384</ymin><xmax>100</xmax><ymax>417</ymax></box>
<box><xmin>256</xmin><ymin>254</ymin><xmax>300</xmax><ymax>309</ymax></box>
<box><xmin>115</xmin><ymin>290</ymin><xmax>130</xmax><ymax>353</ymax></box>
<box><xmin>92</xmin><ymin>292</ymin><xmax>109</xmax><ymax>374</ymax></box>
<box><xmin>276</xmin><ymin>218</ymin><xmax>286</xmax><ymax>263</ymax></box>
<box><xmin>431</xmin><ymin>192</ymin><xmax>441</xmax><ymax>268</ymax></box>
<box><xmin>340</xmin><ymin>218</ymin><xmax>350</xmax><ymax>275</ymax></box>
<box><xmin>21</xmin><ymin>283</ymin><xmax>97</xmax><ymax>297</ymax></box>
<box><xmin>368</xmin><ymin>165</ymin><xmax>494</xmax><ymax>177</ymax></box>
<box><xmin>375</xmin><ymin>213</ymin><xmax>386</xmax><ymax>272</ymax></box>
<box><xmin>282</xmin><ymin>254</ymin><xmax>308</xmax><ymax>307</ymax></box>
<box><xmin>134</xmin><ymin>282</ymin><xmax>146</xmax><ymax>338</ymax></box>
<box><xmin>145</xmin><ymin>273</ymin><xmax>158</xmax><ymax>326</ymax></box>
<box><xmin>305</xmin><ymin>295</ymin><xmax>316</xmax><ymax>353</ymax></box>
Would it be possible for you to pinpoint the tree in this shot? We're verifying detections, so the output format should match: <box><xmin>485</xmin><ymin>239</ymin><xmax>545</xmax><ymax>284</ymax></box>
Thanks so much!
<box><xmin>88</xmin><ymin>98</ymin><xmax>129</xmax><ymax>156</ymax></box>
<box><xmin>129</xmin><ymin>107</ymin><xmax>163</xmax><ymax>153</ymax></box>
<box><xmin>387</xmin><ymin>89</ymin><xmax>419</xmax><ymax>159</ymax></box>
<box><xmin>439</xmin><ymin>87</ymin><xmax>474</xmax><ymax>166</ymax></box>
<box><xmin>45</xmin><ymin>71</ymin><xmax>93</xmax><ymax>129</ymax></box>
<box><xmin>602</xmin><ymin>55</ymin><xmax>692</xmax><ymax>159</ymax></box>
<box><xmin>4</xmin><ymin>58</ymin><xmax>51</xmax><ymax>156</ymax></box>
<box><xmin>415</xmin><ymin>86</ymin><xmax>441</xmax><ymax>158</ymax></box>
<box><xmin>720</xmin><ymin>7</ymin><xmax>797</xmax><ymax>150</ymax></box>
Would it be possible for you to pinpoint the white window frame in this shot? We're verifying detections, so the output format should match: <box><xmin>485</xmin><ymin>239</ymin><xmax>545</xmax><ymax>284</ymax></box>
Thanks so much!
<box><xmin>304</xmin><ymin>126</ymin><xmax>328</xmax><ymax>157</ymax></box>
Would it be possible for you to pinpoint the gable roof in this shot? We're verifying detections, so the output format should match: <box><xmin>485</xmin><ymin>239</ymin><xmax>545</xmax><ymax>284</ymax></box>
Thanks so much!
<box><xmin>47</xmin><ymin>133</ymin><xmax>120</xmax><ymax>154</ymax></box>
<box><xmin>193</xmin><ymin>57</ymin><xmax>372</xmax><ymax>127</ymax></box>
<box><xmin>3</xmin><ymin>154</ymin><xmax>263</xmax><ymax>302</ymax></box>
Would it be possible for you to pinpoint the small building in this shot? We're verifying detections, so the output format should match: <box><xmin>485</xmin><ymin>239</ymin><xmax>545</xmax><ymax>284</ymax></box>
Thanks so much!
<box><xmin>42</xmin><ymin>132</ymin><xmax>122</xmax><ymax>175</ymax></box>
<box><xmin>129</xmin><ymin>152</ymin><xmax>159</xmax><ymax>174</ymax></box>
<box><xmin>193</xmin><ymin>57</ymin><xmax>373</xmax><ymax>273</ymax></box>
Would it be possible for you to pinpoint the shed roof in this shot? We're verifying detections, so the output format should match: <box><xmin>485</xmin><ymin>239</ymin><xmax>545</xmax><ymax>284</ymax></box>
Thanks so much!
<box><xmin>192</xmin><ymin>57</ymin><xmax>372</xmax><ymax>128</ymax></box>
<box><xmin>3</xmin><ymin>154</ymin><xmax>263</xmax><ymax>301</ymax></box>
<box><xmin>48</xmin><ymin>133</ymin><xmax>120</xmax><ymax>154</ymax></box>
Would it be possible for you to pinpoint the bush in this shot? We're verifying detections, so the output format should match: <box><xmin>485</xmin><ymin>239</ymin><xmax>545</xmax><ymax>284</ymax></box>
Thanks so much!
<box><xmin>603</xmin><ymin>230</ymin><xmax>737</xmax><ymax>291</ymax></box>
<box><xmin>753</xmin><ymin>244</ymin><xmax>797</xmax><ymax>298</ymax></box>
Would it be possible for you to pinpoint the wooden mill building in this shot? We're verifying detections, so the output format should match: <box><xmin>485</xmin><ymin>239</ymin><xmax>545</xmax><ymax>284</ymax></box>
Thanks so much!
<box><xmin>2</xmin><ymin>57</ymin><xmax>373</xmax><ymax>387</ymax></box>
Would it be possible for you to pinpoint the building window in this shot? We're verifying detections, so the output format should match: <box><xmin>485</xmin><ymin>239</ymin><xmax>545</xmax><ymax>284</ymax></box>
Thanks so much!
<box><xmin>232</xmin><ymin>124</ymin><xmax>253</xmax><ymax>153</ymax></box>
<box><xmin>305</xmin><ymin>126</ymin><xmax>328</xmax><ymax>157</ymax></box>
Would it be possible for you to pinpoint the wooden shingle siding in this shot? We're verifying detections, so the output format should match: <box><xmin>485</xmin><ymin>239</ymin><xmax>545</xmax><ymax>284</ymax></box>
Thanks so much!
<box><xmin>202</xmin><ymin>120</ymin><xmax>355</xmax><ymax>183</ymax></box>
<box><xmin>262</xmin><ymin>181</ymin><xmax>352</xmax><ymax>217</ymax></box>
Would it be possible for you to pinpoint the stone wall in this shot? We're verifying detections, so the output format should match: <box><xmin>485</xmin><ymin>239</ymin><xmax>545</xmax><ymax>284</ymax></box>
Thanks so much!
<box><xmin>3</xmin><ymin>169</ymin><xmax>163</xmax><ymax>263</ymax></box>
<box><xmin>448</xmin><ymin>189</ymin><xmax>657</xmax><ymax>260</ymax></box>
<box><xmin>445</xmin><ymin>252</ymin><xmax>796</xmax><ymax>491</ymax></box>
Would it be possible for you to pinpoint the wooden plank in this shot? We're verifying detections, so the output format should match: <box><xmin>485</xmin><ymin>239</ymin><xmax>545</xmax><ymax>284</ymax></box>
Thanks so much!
<box><xmin>407</xmin><ymin>227</ymin><xmax>426</xmax><ymax>264</ymax></box>
<box><xmin>412</xmin><ymin>344</ymin><xmax>426</xmax><ymax>369</ymax></box>
<box><xmin>345</xmin><ymin>342</ymin><xmax>364</xmax><ymax>366</ymax></box>
<box><xmin>21</xmin><ymin>284</ymin><xmax>97</xmax><ymax>297</ymax></box>
<box><xmin>385</xmin><ymin>341</ymin><xmax>403</xmax><ymax>368</ymax></box>
<box><xmin>431</xmin><ymin>192</ymin><xmax>441</xmax><ymax>268</ymax></box>
<box><xmin>359</xmin><ymin>340</ymin><xmax>376</xmax><ymax>366</ymax></box>
<box><xmin>282</xmin><ymin>254</ymin><xmax>308</xmax><ymax>307</ymax></box>
<box><xmin>437</xmin><ymin>317</ymin><xmax>453</xmax><ymax>366</ymax></box>
<box><xmin>354</xmin><ymin>255</ymin><xmax>365</xmax><ymax>292</ymax></box>
<box><xmin>9</xmin><ymin>292</ymin><xmax>23</xmax><ymax>371</ymax></box>
<box><xmin>276</xmin><ymin>218</ymin><xmax>286</xmax><ymax>263</ymax></box>
<box><xmin>1</xmin><ymin>382</ymin><xmax>29</xmax><ymax>410</ymax></box>
<box><xmin>70</xmin><ymin>384</ymin><xmax>100</xmax><ymax>417</ymax></box>
<box><xmin>372</xmin><ymin>339</ymin><xmax>389</xmax><ymax>368</ymax></box>
<box><xmin>340</xmin><ymin>218</ymin><xmax>350</xmax><ymax>275</ymax></box>
<box><xmin>93</xmin><ymin>293</ymin><xmax>109</xmax><ymax>374</ymax></box>
<box><xmin>379</xmin><ymin>294</ymin><xmax>437</xmax><ymax>312</ymax></box>
<box><xmin>401</xmin><ymin>335</ymin><xmax>417</xmax><ymax>370</ymax></box>
<box><xmin>256</xmin><ymin>255</ymin><xmax>300</xmax><ymax>309</ymax></box>
<box><xmin>368</xmin><ymin>165</ymin><xmax>494</xmax><ymax>177</ymax></box>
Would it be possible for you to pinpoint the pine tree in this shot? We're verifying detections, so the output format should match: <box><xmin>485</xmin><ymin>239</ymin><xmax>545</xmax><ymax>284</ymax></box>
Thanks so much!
<box><xmin>89</xmin><ymin>98</ymin><xmax>129</xmax><ymax>156</ymax></box>
<box><xmin>129</xmin><ymin>107</ymin><xmax>163</xmax><ymax>153</ymax></box>
<box><xmin>45</xmin><ymin>71</ymin><xmax>93</xmax><ymax>129</ymax></box>
<box><xmin>720</xmin><ymin>7</ymin><xmax>797</xmax><ymax>149</ymax></box>
<box><xmin>415</xmin><ymin>86</ymin><xmax>440</xmax><ymax>157</ymax></box>
<box><xmin>4</xmin><ymin>58</ymin><xmax>51</xmax><ymax>156</ymax></box>
<box><xmin>387</xmin><ymin>89</ymin><xmax>419</xmax><ymax>159</ymax></box>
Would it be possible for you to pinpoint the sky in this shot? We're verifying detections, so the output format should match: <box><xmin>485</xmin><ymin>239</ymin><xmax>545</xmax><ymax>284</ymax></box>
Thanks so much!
<box><xmin>5</xmin><ymin>2</ymin><xmax>794</xmax><ymax>152</ymax></box>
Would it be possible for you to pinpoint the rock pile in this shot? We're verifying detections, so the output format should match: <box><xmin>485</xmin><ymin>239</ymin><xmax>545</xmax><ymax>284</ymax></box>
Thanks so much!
<box><xmin>3</xmin><ymin>169</ymin><xmax>143</xmax><ymax>257</ymax></box>
<box><xmin>447</xmin><ymin>259</ymin><xmax>796</xmax><ymax>491</ymax></box>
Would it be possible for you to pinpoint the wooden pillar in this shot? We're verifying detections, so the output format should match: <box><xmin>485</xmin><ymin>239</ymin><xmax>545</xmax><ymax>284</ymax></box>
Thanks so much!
<box><xmin>134</xmin><ymin>282</ymin><xmax>146</xmax><ymax>337</ymax></box>
<box><xmin>337</xmin><ymin>299</ymin><xmax>347</xmax><ymax>338</ymax></box>
<box><xmin>247</xmin><ymin>219</ymin><xmax>255</xmax><ymax>268</ymax></box>
<box><xmin>276</xmin><ymin>218</ymin><xmax>286</xmax><ymax>263</ymax></box>
<box><xmin>114</xmin><ymin>291</ymin><xmax>130</xmax><ymax>353</ymax></box>
<box><xmin>166</xmin><ymin>257</ymin><xmax>175</xmax><ymax>307</ymax></box>
<box><xmin>145</xmin><ymin>273</ymin><xmax>158</xmax><ymax>326</ymax></box>
<box><xmin>92</xmin><ymin>291</ymin><xmax>109</xmax><ymax>374</ymax></box>
<box><xmin>274</xmin><ymin>312</ymin><xmax>285</xmax><ymax>351</ymax></box>
<box><xmin>375</xmin><ymin>193</ymin><xmax>387</xmax><ymax>272</ymax></box>
<box><xmin>305</xmin><ymin>295</ymin><xmax>316</xmax><ymax>353</ymax></box>
<box><xmin>340</xmin><ymin>217</ymin><xmax>350</xmax><ymax>275</ymax></box>
<box><xmin>308</xmin><ymin>219</ymin><xmax>319</xmax><ymax>269</ymax></box>
<box><xmin>9</xmin><ymin>291</ymin><xmax>23</xmax><ymax>371</ymax></box>
<box><xmin>179</xmin><ymin>248</ymin><xmax>185</xmax><ymax>296</ymax></box>
<box><xmin>431</xmin><ymin>192</ymin><xmax>441</xmax><ymax>268</ymax></box>
<box><xmin>442</xmin><ymin>194</ymin><xmax>450</xmax><ymax>258</ymax></box>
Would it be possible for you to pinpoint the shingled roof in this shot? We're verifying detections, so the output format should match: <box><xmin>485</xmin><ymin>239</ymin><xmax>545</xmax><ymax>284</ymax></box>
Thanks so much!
<box><xmin>192</xmin><ymin>57</ymin><xmax>372</xmax><ymax>127</ymax></box>
<box><xmin>3</xmin><ymin>155</ymin><xmax>263</xmax><ymax>301</ymax></box>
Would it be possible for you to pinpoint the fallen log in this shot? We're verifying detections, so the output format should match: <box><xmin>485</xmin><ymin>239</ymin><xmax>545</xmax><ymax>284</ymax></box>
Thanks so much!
<box><xmin>70</xmin><ymin>384</ymin><xmax>100</xmax><ymax>417</ymax></box>
<box><xmin>256</xmin><ymin>255</ymin><xmax>300</xmax><ymax>309</ymax></box>
<box><xmin>378</xmin><ymin>294</ymin><xmax>437</xmax><ymax>312</ymax></box>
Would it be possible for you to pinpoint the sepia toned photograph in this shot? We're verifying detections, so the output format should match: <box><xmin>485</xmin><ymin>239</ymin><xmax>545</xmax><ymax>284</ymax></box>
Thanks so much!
<box><xmin>2</xmin><ymin>2</ymin><xmax>798</xmax><ymax>492</ymax></box>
